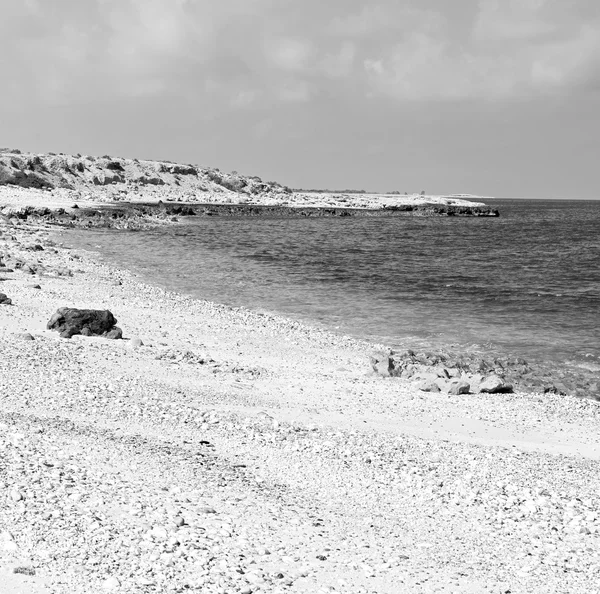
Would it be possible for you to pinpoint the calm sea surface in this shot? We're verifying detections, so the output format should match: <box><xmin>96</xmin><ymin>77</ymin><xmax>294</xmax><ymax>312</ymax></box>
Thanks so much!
<box><xmin>61</xmin><ymin>199</ymin><xmax>600</xmax><ymax>366</ymax></box>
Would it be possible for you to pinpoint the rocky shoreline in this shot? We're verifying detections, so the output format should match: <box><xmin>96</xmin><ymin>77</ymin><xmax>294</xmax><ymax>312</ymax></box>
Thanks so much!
<box><xmin>2</xmin><ymin>201</ymin><xmax>500</xmax><ymax>229</ymax></box>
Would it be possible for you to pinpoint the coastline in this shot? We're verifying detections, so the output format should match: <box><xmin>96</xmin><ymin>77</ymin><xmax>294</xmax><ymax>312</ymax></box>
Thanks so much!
<box><xmin>0</xmin><ymin>191</ymin><xmax>600</xmax><ymax>592</ymax></box>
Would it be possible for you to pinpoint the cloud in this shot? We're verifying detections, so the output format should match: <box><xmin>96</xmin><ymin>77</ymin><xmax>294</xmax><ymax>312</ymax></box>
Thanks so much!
<box><xmin>361</xmin><ymin>0</ymin><xmax>600</xmax><ymax>100</ymax></box>
<box><xmin>473</xmin><ymin>0</ymin><xmax>558</xmax><ymax>41</ymax></box>
<box><xmin>1</xmin><ymin>0</ymin><xmax>599</xmax><ymax>111</ymax></box>
<box><xmin>265</xmin><ymin>37</ymin><xmax>313</xmax><ymax>71</ymax></box>
<box><xmin>276</xmin><ymin>79</ymin><xmax>314</xmax><ymax>102</ymax></box>
<box><xmin>320</xmin><ymin>42</ymin><xmax>356</xmax><ymax>78</ymax></box>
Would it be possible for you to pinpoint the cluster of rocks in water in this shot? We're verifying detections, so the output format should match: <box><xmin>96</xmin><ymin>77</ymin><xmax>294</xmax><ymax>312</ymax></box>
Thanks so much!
<box><xmin>371</xmin><ymin>349</ymin><xmax>600</xmax><ymax>400</ymax></box>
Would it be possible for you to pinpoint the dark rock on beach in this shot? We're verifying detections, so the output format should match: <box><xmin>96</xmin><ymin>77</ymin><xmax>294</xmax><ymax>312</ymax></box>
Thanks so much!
<box><xmin>47</xmin><ymin>307</ymin><xmax>122</xmax><ymax>339</ymax></box>
<box><xmin>0</xmin><ymin>293</ymin><xmax>12</xmax><ymax>305</ymax></box>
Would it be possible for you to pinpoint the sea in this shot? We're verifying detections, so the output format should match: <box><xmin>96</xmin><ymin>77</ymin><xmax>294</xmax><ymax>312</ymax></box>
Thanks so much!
<box><xmin>60</xmin><ymin>199</ymin><xmax>600</xmax><ymax>368</ymax></box>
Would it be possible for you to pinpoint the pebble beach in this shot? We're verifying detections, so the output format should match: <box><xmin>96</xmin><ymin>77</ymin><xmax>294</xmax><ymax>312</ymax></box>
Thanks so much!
<box><xmin>1</xmin><ymin>183</ymin><xmax>600</xmax><ymax>594</ymax></box>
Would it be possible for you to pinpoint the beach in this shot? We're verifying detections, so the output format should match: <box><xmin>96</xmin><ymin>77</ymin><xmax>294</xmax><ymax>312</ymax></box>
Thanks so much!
<box><xmin>0</xmin><ymin>187</ymin><xmax>599</xmax><ymax>594</ymax></box>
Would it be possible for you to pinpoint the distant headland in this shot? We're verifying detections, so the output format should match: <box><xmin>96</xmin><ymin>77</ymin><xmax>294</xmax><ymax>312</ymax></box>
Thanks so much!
<box><xmin>0</xmin><ymin>148</ymin><xmax>499</xmax><ymax>217</ymax></box>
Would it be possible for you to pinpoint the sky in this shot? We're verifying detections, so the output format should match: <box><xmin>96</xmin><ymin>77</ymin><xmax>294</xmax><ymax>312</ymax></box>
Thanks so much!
<box><xmin>1</xmin><ymin>0</ymin><xmax>600</xmax><ymax>198</ymax></box>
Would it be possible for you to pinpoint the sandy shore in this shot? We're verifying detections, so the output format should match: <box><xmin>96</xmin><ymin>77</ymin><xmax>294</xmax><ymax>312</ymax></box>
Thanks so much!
<box><xmin>1</xmin><ymin>195</ymin><xmax>600</xmax><ymax>593</ymax></box>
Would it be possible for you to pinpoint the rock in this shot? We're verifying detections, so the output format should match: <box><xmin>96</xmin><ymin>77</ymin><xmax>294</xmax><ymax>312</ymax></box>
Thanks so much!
<box><xmin>400</xmin><ymin>364</ymin><xmax>417</xmax><ymax>379</ymax></box>
<box><xmin>0</xmin><ymin>293</ymin><xmax>12</xmax><ymax>305</ymax></box>
<box><xmin>447</xmin><ymin>380</ymin><xmax>470</xmax><ymax>395</ymax></box>
<box><xmin>544</xmin><ymin>383</ymin><xmax>569</xmax><ymax>396</ymax></box>
<box><xmin>136</xmin><ymin>175</ymin><xmax>164</xmax><ymax>186</ymax></box>
<box><xmin>434</xmin><ymin>366</ymin><xmax>451</xmax><ymax>379</ymax></box>
<box><xmin>434</xmin><ymin>378</ymin><xmax>449</xmax><ymax>392</ymax></box>
<box><xmin>47</xmin><ymin>307</ymin><xmax>122</xmax><ymax>339</ymax></box>
<box><xmin>417</xmin><ymin>380</ymin><xmax>441</xmax><ymax>393</ymax></box>
<box><xmin>10</xmin><ymin>489</ymin><xmax>23</xmax><ymax>501</ymax></box>
<box><xmin>370</xmin><ymin>351</ymin><xmax>393</xmax><ymax>377</ymax></box>
<box><xmin>128</xmin><ymin>337</ymin><xmax>143</xmax><ymax>349</ymax></box>
<box><xmin>31</xmin><ymin>284</ymin><xmax>41</xmax><ymax>289</ymax></box>
<box><xmin>93</xmin><ymin>171</ymin><xmax>123</xmax><ymax>185</ymax></box>
<box><xmin>150</xmin><ymin>526</ymin><xmax>169</xmax><ymax>540</ymax></box>
<box><xmin>479</xmin><ymin>375</ymin><xmax>513</xmax><ymax>394</ymax></box>
<box><xmin>105</xmin><ymin>327</ymin><xmax>123</xmax><ymax>339</ymax></box>
<box><xmin>12</xmin><ymin>566</ymin><xmax>35</xmax><ymax>576</ymax></box>
<box><xmin>16</xmin><ymin>333</ymin><xmax>34</xmax><ymax>341</ymax></box>
<box><xmin>102</xmin><ymin>576</ymin><xmax>121</xmax><ymax>590</ymax></box>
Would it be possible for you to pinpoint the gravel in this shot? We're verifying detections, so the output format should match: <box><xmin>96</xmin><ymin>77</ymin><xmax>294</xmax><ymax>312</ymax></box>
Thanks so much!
<box><xmin>0</xmin><ymin>207</ymin><xmax>599</xmax><ymax>593</ymax></box>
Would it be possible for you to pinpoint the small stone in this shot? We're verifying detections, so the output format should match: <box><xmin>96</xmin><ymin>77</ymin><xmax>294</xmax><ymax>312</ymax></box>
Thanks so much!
<box><xmin>417</xmin><ymin>380</ymin><xmax>440</xmax><ymax>393</ymax></box>
<box><xmin>447</xmin><ymin>380</ymin><xmax>470</xmax><ymax>395</ymax></box>
<box><xmin>150</xmin><ymin>526</ymin><xmax>169</xmax><ymax>540</ymax></box>
<box><xmin>128</xmin><ymin>337</ymin><xmax>144</xmax><ymax>350</ymax></box>
<box><xmin>0</xmin><ymin>293</ymin><xmax>12</xmax><ymax>305</ymax></box>
<box><xmin>369</xmin><ymin>351</ymin><xmax>393</xmax><ymax>376</ymax></box>
<box><xmin>16</xmin><ymin>333</ymin><xmax>34</xmax><ymax>341</ymax></box>
<box><xmin>31</xmin><ymin>284</ymin><xmax>41</xmax><ymax>289</ymax></box>
<box><xmin>12</xmin><ymin>566</ymin><xmax>35</xmax><ymax>576</ymax></box>
<box><xmin>10</xmin><ymin>490</ymin><xmax>23</xmax><ymax>501</ymax></box>
<box><xmin>105</xmin><ymin>327</ymin><xmax>123</xmax><ymax>340</ymax></box>
<box><xmin>479</xmin><ymin>375</ymin><xmax>513</xmax><ymax>394</ymax></box>
<box><xmin>102</xmin><ymin>576</ymin><xmax>121</xmax><ymax>590</ymax></box>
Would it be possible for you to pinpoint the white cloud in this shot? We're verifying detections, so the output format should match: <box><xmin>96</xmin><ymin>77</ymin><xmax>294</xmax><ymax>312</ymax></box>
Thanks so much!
<box><xmin>473</xmin><ymin>0</ymin><xmax>557</xmax><ymax>41</ymax></box>
<box><xmin>230</xmin><ymin>89</ymin><xmax>260</xmax><ymax>109</ymax></box>
<box><xmin>276</xmin><ymin>79</ymin><xmax>313</xmax><ymax>102</ymax></box>
<box><xmin>320</xmin><ymin>43</ymin><xmax>356</xmax><ymax>78</ymax></box>
<box><xmin>265</xmin><ymin>38</ymin><xmax>313</xmax><ymax>71</ymax></box>
<box><xmin>2</xmin><ymin>0</ymin><xmax>599</xmax><ymax>110</ymax></box>
<box><xmin>530</xmin><ymin>25</ymin><xmax>600</xmax><ymax>87</ymax></box>
<box><xmin>361</xmin><ymin>0</ymin><xmax>600</xmax><ymax>100</ymax></box>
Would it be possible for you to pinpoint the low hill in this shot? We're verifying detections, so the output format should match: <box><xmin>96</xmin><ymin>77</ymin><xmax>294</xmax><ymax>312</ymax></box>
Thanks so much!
<box><xmin>0</xmin><ymin>148</ymin><xmax>492</xmax><ymax>213</ymax></box>
<box><xmin>0</xmin><ymin>149</ymin><xmax>292</xmax><ymax>202</ymax></box>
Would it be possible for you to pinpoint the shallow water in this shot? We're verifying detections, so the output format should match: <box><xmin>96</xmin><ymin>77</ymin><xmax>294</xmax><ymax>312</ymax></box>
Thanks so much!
<box><xmin>61</xmin><ymin>199</ymin><xmax>600</xmax><ymax>365</ymax></box>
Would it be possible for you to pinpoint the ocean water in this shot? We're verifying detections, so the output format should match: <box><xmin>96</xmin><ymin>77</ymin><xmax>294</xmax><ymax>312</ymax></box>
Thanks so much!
<box><xmin>61</xmin><ymin>199</ymin><xmax>600</xmax><ymax>366</ymax></box>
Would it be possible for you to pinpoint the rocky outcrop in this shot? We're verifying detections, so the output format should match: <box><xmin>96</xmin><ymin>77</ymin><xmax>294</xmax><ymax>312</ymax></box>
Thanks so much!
<box><xmin>0</xmin><ymin>150</ymin><xmax>291</xmax><ymax>201</ymax></box>
<box><xmin>47</xmin><ymin>307</ymin><xmax>122</xmax><ymax>339</ymax></box>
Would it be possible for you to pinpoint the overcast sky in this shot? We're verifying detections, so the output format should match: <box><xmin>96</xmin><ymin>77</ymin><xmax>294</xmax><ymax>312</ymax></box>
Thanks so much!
<box><xmin>2</xmin><ymin>0</ymin><xmax>599</xmax><ymax>198</ymax></box>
